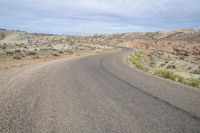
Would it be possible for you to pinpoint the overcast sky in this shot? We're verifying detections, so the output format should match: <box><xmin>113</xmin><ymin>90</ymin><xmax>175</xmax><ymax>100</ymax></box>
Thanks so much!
<box><xmin>0</xmin><ymin>0</ymin><xmax>199</xmax><ymax>34</ymax></box>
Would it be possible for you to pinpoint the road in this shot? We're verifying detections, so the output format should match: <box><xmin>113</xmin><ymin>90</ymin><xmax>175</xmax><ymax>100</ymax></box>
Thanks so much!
<box><xmin>0</xmin><ymin>49</ymin><xmax>200</xmax><ymax>133</ymax></box>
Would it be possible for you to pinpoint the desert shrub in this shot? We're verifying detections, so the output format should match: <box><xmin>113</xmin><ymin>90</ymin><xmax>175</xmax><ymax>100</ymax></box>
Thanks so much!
<box><xmin>2</xmin><ymin>43</ymin><xmax>7</xmax><ymax>50</ymax></box>
<box><xmin>15</xmin><ymin>49</ymin><xmax>21</xmax><ymax>53</ymax></box>
<box><xmin>48</xmin><ymin>44</ymin><xmax>52</xmax><ymax>48</ymax></box>
<box><xmin>13</xmin><ymin>55</ymin><xmax>22</xmax><ymax>60</ymax></box>
<box><xmin>166</xmin><ymin>64</ymin><xmax>176</xmax><ymax>69</ymax></box>
<box><xmin>27</xmin><ymin>51</ymin><xmax>37</xmax><ymax>55</ymax></box>
<box><xmin>20</xmin><ymin>54</ymin><xmax>26</xmax><ymax>57</ymax></box>
<box><xmin>191</xmin><ymin>66</ymin><xmax>200</xmax><ymax>74</ymax></box>
<box><xmin>187</xmin><ymin>78</ymin><xmax>200</xmax><ymax>88</ymax></box>
<box><xmin>179</xmin><ymin>56</ymin><xmax>185</xmax><ymax>60</ymax></box>
<box><xmin>51</xmin><ymin>49</ymin><xmax>58</xmax><ymax>51</ymax></box>
<box><xmin>153</xmin><ymin>69</ymin><xmax>182</xmax><ymax>81</ymax></box>
<box><xmin>58</xmin><ymin>51</ymin><xmax>64</xmax><ymax>54</ymax></box>
<box><xmin>153</xmin><ymin>69</ymin><xmax>200</xmax><ymax>88</ymax></box>
<box><xmin>6</xmin><ymin>51</ymin><xmax>14</xmax><ymax>55</ymax></box>
<box><xmin>65</xmin><ymin>49</ymin><xmax>73</xmax><ymax>54</ymax></box>
<box><xmin>160</xmin><ymin>63</ymin><xmax>166</xmax><ymax>67</ymax></box>
<box><xmin>149</xmin><ymin>61</ymin><xmax>155</xmax><ymax>67</ymax></box>
<box><xmin>192</xmin><ymin>69</ymin><xmax>200</xmax><ymax>74</ymax></box>
<box><xmin>32</xmin><ymin>55</ymin><xmax>40</xmax><ymax>59</ymax></box>
<box><xmin>129</xmin><ymin>52</ymin><xmax>146</xmax><ymax>70</ymax></box>
<box><xmin>52</xmin><ymin>53</ymin><xmax>59</xmax><ymax>56</ymax></box>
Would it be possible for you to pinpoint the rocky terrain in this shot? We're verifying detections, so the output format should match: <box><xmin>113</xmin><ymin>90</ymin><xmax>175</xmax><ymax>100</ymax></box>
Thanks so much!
<box><xmin>123</xmin><ymin>29</ymin><xmax>200</xmax><ymax>88</ymax></box>
<box><xmin>122</xmin><ymin>29</ymin><xmax>200</xmax><ymax>58</ymax></box>
<box><xmin>0</xmin><ymin>29</ymin><xmax>113</xmax><ymax>69</ymax></box>
<box><xmin>0</xmin><ymin>29</ymin><xmax>113</xmax><ymax>59</ymax></box>
<box><xmin>1</xmin><ymin>28</ymin><xmax>199</xmax><ymax>58</ymax></box>
<box><xmin>0</xmin><ymin>28</ymin><xmax>199</xmax><ymax>83</ymax></box>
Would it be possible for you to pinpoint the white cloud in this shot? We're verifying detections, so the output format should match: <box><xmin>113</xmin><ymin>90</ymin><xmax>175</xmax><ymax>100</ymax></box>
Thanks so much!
<box><xmin>0</xmin><ymin>0</ymin><xmax>199</xmax><ymax>34</ymax></box>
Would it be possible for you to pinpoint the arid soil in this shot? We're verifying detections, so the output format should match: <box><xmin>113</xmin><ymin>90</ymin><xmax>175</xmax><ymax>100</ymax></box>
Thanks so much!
<box><xmin>0</xmin><ymin>28</ymin><xmax>200</xmax><ymax>132</ymax></box>
<box><xmin>0</xmin><ymin>29</ymin><xmax>113</xmax><ymax>69</ymax></box>
<box><xmin>0</xmin><ymin>28</ymin><xmax>199</xmax><ymax>73</ymax></box>
<box><xmin>123</xmin><ymin>29</ymin><xmax>200</xmax><ymax>86</ymax></box>
<box><xmin>1</xmin><ymin>49</ymin><xmax>200</xmax><ymax>132</ymax></box>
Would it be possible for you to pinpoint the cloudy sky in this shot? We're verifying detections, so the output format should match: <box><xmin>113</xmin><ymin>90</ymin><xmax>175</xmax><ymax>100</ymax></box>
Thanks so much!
<box><xmin>0</xmin><ymin>0</ymin><xmax>199</xmax><ymax>34</ymax></box>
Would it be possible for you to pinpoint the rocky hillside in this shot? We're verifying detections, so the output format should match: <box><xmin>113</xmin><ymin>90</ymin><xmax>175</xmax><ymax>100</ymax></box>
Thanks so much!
<box><xmin>118</xmin><ymin>29</ymin><xmax>200</xmax><ymax>59</ymax></box>
<box><xmin>0</xmin><ymin>28</ymin><xmax>199</xmax><ymax>77</ymax></box>
<box><xmin>0</xmin><ymin>28</ymin><xmax>199</xmax><ymax>60</ymax></box>
<box><xmin>124</xmin><ymin>29</ymin><xmax>200</xmax><ymax>87</ymax></box>
<box><xmin>0</xmin><ymin>29</ymin><xmax>108</xmax><ymax>54</ymax></box>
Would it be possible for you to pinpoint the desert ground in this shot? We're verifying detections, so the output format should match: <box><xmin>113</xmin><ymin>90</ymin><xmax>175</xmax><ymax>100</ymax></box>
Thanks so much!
<box><xmin>0</xmin><ymin>28</ymin><xmax>199</xmax><ymax>88</ymax></box>
<box><xmin>0</xmin><ymin>28</ymin><xmax>200</xmax><ymax>132</ymax></box>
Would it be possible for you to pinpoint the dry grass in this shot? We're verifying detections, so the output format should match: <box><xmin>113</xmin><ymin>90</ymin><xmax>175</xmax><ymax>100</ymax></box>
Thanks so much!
<box><xmin>128</xmin><ymin>52</ymin><xmax>146</xmax><ymax>70</ymax></box>
<box><xmin>129</xmin><ymin>51</ymin><xmax>200</xmax><ymax>89</ymax></box>
<box><xmin>153</xmin><ymin>69</ymin><xmax>200</xmax><ymax>88</ymax></box>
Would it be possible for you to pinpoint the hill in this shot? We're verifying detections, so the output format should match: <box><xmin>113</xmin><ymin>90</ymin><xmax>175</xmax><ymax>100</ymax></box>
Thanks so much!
<box><xmin>0</xmin><ymin>28</ymin><xmax>199</xmax><ymax>76</ymax></box>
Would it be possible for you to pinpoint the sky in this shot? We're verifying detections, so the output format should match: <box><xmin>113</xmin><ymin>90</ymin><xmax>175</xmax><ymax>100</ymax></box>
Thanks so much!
<box><xmin>0</xmin><ymin>0</ymin><xmax>200</xmax><ymax>35</ymax></box>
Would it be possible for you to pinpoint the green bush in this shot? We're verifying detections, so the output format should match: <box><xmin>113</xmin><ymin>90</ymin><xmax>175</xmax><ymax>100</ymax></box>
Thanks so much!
<box><xmin>128</xmin><ymin>51</ymin><xmax>200</xmax><ymax>89</ymax></box>
<box><xmin>153</xmin><ymin>69</ymin><xmax>181</xmax><ymax>81</ymax></box>
<box><xmin>187</xmin><ymin>78</ymin><xmax>200</xmax><ymax>88</ymax></box>
<box><xmin>153</xmin><ymin>69</ymin><xmax>200</xmax><ymax>88</ymax></box>
<box><xmin>129</xmin><ymin>52</ymin><xmax>145</xmax><ymax>70</ymax></box>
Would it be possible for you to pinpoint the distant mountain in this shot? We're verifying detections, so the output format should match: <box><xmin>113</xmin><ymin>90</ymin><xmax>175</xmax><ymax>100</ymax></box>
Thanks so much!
<box><xmin>0</xmin><ymin>28</ymin><xmax>199</xmax><ymax>57</ymax></box>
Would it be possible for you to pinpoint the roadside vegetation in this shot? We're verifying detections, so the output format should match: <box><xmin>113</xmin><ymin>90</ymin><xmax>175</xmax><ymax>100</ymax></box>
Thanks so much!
<box><xmin>153</xmin><ymin>69</ymin><xmax>200</xmax><ymax>88</ymax></box>
<box><xmin>192</xmin><ymin>66</ymin><xmax>200</xmax><ymax>74</ymax></box>
<box><xmin>3</xmin><ymin>48</ymin><xmax>74</xmax><ymax>60</ymax></box>
<box><xmin>4</xmin><ymin>50</ymin><xmax>39</xmax><ymax>60</ymax></box>
<box><xmin>128</xmin><ymin>50</ymin><xmax>200</xmax><ymax>89</ymax></box>
<box><xmin>128</xmin><ymin>52</ymin><xmax>146</xmax><ymax>70</ymax></box>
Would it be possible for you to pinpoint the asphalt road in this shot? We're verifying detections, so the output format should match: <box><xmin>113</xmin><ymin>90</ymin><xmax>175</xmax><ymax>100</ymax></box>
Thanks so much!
<box><xmin>0</xmin><ymin>49</ymin><xmax>200</xmax><ymax>133</ymax></box>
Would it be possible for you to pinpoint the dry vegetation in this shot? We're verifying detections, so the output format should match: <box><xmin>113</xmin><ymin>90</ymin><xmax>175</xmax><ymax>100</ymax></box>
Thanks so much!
<box><xmin>0</xmin><ymin>28</ymin><xmax>200</xmax><ymax>86</ymax></box>
<box><xmin>0</xmin><ymin>29</ymin><xmax>113</xmax><ymax>69</ymax></box>
<box><xmin>119</xmin><ymin>28</ymin><xmax>200</xmax><ymax>88</ymax></box>
<box><xmin>128</xmin><ymin>50</ymin><xmax>200</xmax><ymax>88</ymax></box>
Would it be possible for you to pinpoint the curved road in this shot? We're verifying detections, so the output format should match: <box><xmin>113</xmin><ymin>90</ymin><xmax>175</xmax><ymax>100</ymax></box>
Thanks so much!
<box><xmin>0</xmin><ymin>49</ymin><xmax>200</xmax><ymax>132</ymax></box>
